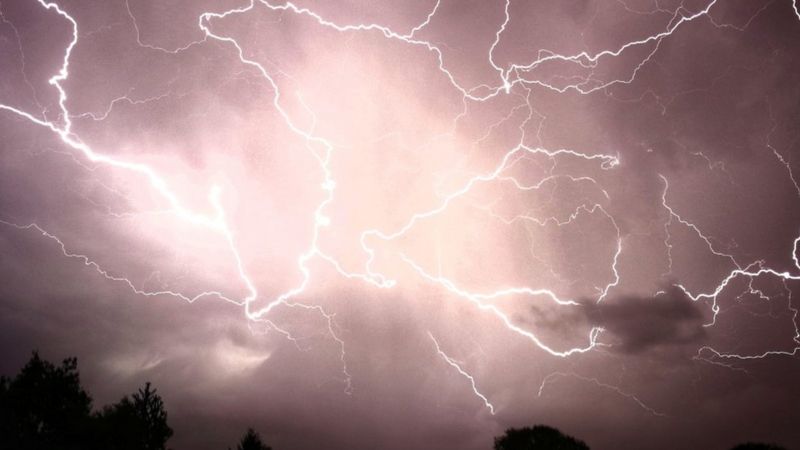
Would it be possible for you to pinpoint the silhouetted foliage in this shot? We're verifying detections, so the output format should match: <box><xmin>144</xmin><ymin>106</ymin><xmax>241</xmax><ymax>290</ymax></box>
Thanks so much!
<box><xmin>494</xmin><ymin>425</ymin><xmax>590</xmax><ymax>450</ymax></box>
<box><xmin>95</xmin><ymin>382</ymin><xmax>173</xmax><ymax>450</ymax></box>
<box><xmin>231</xmin><ymin>428</ymin><xmax>273</xmax><ymax>450</ymax></box>
<box><xmin>731</xmin><ymin>444</ymin><xmax>787</xmax><ymax>450</ymax></box>
<box><xmin>0</xmin><ymin>352</ymin><xmax>172</xmax><ymax>450</ymax></box>
<box><xmin>0</xmin><ymin>352</ymin><xmax>93</xmax><ymax>450</ymax></box>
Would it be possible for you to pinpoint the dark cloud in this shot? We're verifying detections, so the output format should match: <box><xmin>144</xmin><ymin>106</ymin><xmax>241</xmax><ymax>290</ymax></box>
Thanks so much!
<box><xmin>583</xmin><ymin>286</ymin><xmax>707</xmax><ymax>354</ymax></box>
<box><xmin>2</xmin><ymin>0</ymin><xmax>800</xmax><ymax>449</ymax></box>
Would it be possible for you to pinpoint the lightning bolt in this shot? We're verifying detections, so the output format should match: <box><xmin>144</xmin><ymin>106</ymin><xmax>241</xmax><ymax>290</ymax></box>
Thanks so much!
<box><xmin>0</xmin><ymin>0</ymin><xmax>352</xmax><ymax>390</ymax></box>
<box><xmin>537</xmin><ymin>371</ymin><xmax>667</xmax><ymax>417</ymax></box>
<box><xmin>2</xmin><ymin>0</ymin><xmax>799</xmax><ymax>414</ymax></box>
<box><xmin>428</xmin><ymin>331</ymin><xmax>495</xmax><ymax>415</ymax></box>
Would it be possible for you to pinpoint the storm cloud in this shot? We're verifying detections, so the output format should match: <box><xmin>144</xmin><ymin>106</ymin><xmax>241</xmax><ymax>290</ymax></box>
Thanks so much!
<box><xmin>2</xmin><ymin>0</ymin><xmax>800</xmax><ymax>449</ymax></box>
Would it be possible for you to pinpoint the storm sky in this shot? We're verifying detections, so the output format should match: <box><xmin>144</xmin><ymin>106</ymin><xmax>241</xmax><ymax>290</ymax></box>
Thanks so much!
<box><xmin>1</xmin><ymin>0</ymin><xmax>800</xmax><ymax>449</ymax></box>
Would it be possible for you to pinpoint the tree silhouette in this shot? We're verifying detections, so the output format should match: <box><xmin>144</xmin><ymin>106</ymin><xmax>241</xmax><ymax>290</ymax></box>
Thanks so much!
<box><xmin>0</xmin><ymin>352</ymin><xmax>93</xmax><ymax>450</ymax></box>
<box><xmin>231</xmin><ymin>428</ymin><xmax>273</xmax><ymax>450</ymax></box>
<box><xmin>731</xmin><ymin>444</ymin><xmax>787</xmax><ymax>450</ymax></box>
<box><xmin>0</xmin><ymin>352</ymin><xmax>172</xmax><ymax>450</ymax></box>
<box><xmin>494</xmin><ymin>425</ymin><xmax>590</xmax><ymax>450</ymax></box>
<box><xmin>96</xmin><ymin>382</ymin><xmax>173</xmax><ymax>450</ymax></box>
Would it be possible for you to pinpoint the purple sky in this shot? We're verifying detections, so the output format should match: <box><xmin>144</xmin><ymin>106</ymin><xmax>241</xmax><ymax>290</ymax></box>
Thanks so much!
<box><xmin>1</xmin><ymin>0</ymin><xmax>800</xmax><ymax>449</ymax></box>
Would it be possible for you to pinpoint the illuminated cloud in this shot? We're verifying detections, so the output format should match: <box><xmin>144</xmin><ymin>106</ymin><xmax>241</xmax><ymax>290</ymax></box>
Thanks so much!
<box><xmin>1</xmin><ymin>1</ymin><xmax>799</xmax><ymax>449</ymax></box>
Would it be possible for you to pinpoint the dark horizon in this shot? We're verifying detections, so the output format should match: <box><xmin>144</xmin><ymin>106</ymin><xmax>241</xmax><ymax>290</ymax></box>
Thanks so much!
<box><xmin>1</xmin><ymin>0</ymin><xmax>800</xmax><ymax>449</ymax></box>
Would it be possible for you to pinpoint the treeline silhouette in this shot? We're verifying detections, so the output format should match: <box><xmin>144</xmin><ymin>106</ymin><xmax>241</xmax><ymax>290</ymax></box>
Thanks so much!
<box><xmin>491</xmin><ymin>426</ymin><xmax>789</xmax><ymax>450</ymax></box>
<box><xmin>0</xmin><ymin>352</ymin><xmax>172</xmax><ymax>450</ymax></box>
<box><xmin>0</xmin><ymin>353</ymin><xmax>790</xmax><ymax>450</ymax></box>
<box><xmin>230</xmin><ymin>428</ymin><xmax>272</xmax><ymax>450</ymax></box>
<box><xmin>0</xmin><ymin>352</ymin><xmax>269</xmax><ymax>450</ymax></box>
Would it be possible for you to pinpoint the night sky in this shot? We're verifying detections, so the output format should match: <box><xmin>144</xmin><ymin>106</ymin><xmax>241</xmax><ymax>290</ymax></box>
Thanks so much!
<box><xmin>1</xmin><ymin>0</ymin><xmax>800</xmax><ymax>449</ymax></box>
